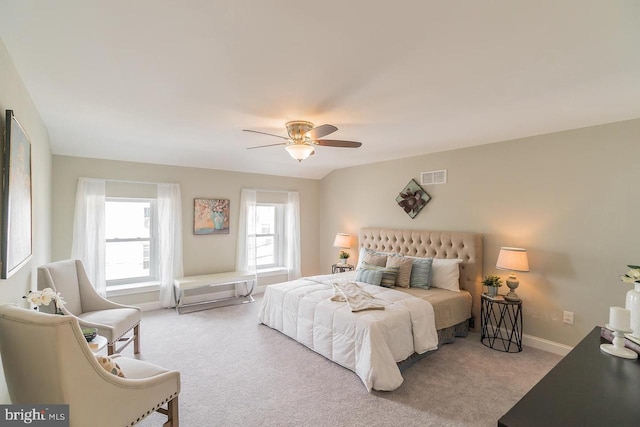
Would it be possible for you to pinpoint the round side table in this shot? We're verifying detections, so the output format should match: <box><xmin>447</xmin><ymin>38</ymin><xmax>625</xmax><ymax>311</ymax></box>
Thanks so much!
<box><xmin>89</xmin><ymin>335</ymin><xmax>108</xmax><ymax>353</ymax></box>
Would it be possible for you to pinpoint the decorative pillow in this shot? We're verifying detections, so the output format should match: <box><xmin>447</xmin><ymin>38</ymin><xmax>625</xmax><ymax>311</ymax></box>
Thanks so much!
<box><xmin>361</xmin><ymin>261</ymin><xmax>399</xmax><ymax>288</ymax></box>
<box><xmin>385</xmin><ymin>256</ymin><xmax>413</xmax><ymax>288</ymax></box>
<box><xmin>362</xmin><ymin>251</ymin><xmax>387</xmax><ymax>267</ymax></box>
<box><xmin>356</xmin><ymin>247</ymin><xmax>396</xmax><ymax>269</ymax></box>
<box><xmin>431</xmin><ymin>258</ymin><xmax>463</xmax><ymax>292</ymax></box>
<box><xmin>355</xmin><ymin>265</ymin><xmax>384</xmax><ymax>286</ymax></box>
<box><xmin>408</xmin><ymin>257</ymin><xmax>433</xmax><ymax>289</ymax></box>
<box><xmin>95</xmin><ymin>355</ymin><xmax>126</xmax><ymax>378</ymax></box>
<box><xmin>355</xmin><ymin>247</ymin><xmax>366</xmax><ymax>269</ymax></box>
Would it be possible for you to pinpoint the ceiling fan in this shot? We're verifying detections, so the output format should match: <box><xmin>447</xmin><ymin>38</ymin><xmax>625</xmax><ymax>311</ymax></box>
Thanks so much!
<box><xmin>243</xmin><ymin>121</ymin><xmax>362</xmax><ymax>162</ymax></box>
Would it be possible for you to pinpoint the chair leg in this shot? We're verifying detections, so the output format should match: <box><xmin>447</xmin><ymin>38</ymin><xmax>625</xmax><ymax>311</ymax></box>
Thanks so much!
<box><xmin>134</xmin><ymin>324</ymin><xmax>140</xmax><ymax>354</ymax></box>
<box><xmin>162</xmin><ymin>396</ymin><xmax>179</xmax><ymax>427</ymax></box>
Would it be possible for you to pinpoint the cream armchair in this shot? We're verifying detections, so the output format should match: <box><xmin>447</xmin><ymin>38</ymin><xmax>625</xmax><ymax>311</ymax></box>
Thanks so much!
<box><xmin>37</xmin><ymin>259</ymin><xmax>141</xmax><ymax>355</ymax></box>
<box><xmin>0</xmin><ymin>304</ymin><xmax>180</xmax><ymax>427</ymax></box>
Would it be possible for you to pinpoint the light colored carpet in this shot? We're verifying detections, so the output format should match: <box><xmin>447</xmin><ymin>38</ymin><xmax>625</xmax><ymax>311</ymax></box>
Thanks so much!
<box><xmin>133</xmin><ymin>296</ymin><xmax>561</xmax><ymax>427</ymax></box>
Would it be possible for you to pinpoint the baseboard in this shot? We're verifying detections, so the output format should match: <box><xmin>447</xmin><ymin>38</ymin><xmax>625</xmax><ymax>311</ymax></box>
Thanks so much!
<box><xmin>136</xmin><ymin>301</ymin><xmax>163</xmax><ymax>312</ymax></box>
<box><xmin>486</xmin><ymin>325</ymin><xmax>573</xmax><ymax>356</ymax></box>
<box><xmin>522</xmin><ymin>333</ymin><xmax>573</xmax><ymax>356</ymax></box>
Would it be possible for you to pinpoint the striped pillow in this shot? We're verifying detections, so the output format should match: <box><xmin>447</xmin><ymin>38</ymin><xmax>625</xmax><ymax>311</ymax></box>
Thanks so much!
<box><xmin>355</xmin><ymin>265</ymin><xmax>383</xmax><ymax>286</ymax></box>
<box><xmin>386</xmin><ymin>256</ymin><xmax>413</xmax><ymax>288</ymax></box>
<box><xmin>408</xmin><ymin>257</ymin><xmax>433</xmax><ymax>289</ymax></box>
<box><xmin>361</xmin><ymin>261</ymin><xmax>399</xmax><ymax>288</ymax></box>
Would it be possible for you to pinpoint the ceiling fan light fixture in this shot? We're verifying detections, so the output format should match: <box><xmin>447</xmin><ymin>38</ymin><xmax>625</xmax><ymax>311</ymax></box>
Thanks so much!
<box><xmin>244</xmin><ymin>120</ymin><xmax>361</xmax><ymax>160</ymax></box>
<box><xmin>285</xmin><ymin>144</ymin><xmax>315</xmax><ymax>162</ymax></box>
<box><xmin>286</xmin><ymin>121</ymin><xmax>314</xmax><ymax>140</ymax></box>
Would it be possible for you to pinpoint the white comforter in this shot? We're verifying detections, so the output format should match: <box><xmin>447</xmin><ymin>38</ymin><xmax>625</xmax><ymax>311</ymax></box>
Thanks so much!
<box><xmin>258</xmin><ymin>273</ymin><xmax>438</xmax><ymax>391</ymax></box>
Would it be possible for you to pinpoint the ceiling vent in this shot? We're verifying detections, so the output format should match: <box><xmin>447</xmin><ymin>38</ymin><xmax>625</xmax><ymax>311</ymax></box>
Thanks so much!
<box><xmin>421</xmin><ymin>169</ymin><xmax>447</xmax><ymax>185</ymax></box>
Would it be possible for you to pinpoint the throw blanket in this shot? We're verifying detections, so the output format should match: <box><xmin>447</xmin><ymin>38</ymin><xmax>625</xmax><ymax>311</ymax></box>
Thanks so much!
<box><xmin>259</xmin><ymin>276</ymin><xmax>438</xmax><ymax>391</ymax></box>
<box><xmin>330</xmin><ymin>282</ymin><xmax>386</xmax><ymax>312</ymax></box>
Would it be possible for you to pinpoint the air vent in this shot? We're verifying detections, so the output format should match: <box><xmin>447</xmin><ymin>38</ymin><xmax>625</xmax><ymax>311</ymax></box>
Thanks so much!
<box><xmin>421</xmin><ymin>169</ymin><xmax>447</xmax><ymax>185</ymax></box>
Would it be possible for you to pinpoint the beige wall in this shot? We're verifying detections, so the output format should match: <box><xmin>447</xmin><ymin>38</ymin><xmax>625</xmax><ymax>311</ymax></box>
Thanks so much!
<box><xmin>0</xmin><ymin>39</ymin><xmax>53</xmax><ymax>402</ymax></box>
<box><xmin>52</xmin><ymin>119</ymin><xmax>640</xmax><ymax>346</ymax></box>
<box><xmin>51</xmin><ymin>156</ymin><xmax>321</xmax><ymax>301</ymax></box>
<box><xmin>2</xmin><ymin>25</ymin><xmax>638</xmax><ymax>373</ymax></box>
<box><xmin>319</xmin><ymin>118</ymin><xmax>640</xmax><ymax>347</ymax></box>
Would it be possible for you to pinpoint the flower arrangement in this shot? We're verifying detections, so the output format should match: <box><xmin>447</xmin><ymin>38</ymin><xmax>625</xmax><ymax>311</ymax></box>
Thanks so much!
<box><xmin>213</xmin><ymin>199</ymin><xmax>229</xmax><ymax>213</ymax></box>
<box><xmin>23</xmin><ymin>288</ymin><xmax>66</xmax><ymax>314</ymax></box>
<box><xmin>620</xmin><ymin>265</ymin><xmax>640</xmax><ymax>284</ymax></box>
<box><xmin>339</xmin><ymin>250</ymin><xmax>350</xmax><ymax>260</ymax></box>
<box><xmin>482</xmin><ymin>275</ymin><xmax>503</xmax><ymax>288</ymax></box>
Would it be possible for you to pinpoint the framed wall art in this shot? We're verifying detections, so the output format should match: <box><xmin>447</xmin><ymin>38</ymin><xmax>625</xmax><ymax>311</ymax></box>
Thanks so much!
<box><xmin>194</xmin><ymin>198</ymin><xmax>230</xmax><ymax>235</ymax></box>
<box><xmin>1</xmin><ymin>110</ymin><xmax>33</xmax><ymax>278</ymax></box>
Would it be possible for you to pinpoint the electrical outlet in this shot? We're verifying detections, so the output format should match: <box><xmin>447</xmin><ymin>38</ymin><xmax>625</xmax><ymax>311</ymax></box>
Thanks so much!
<box><xmin>563</xmin><ymin>311</ymin><xmax>574</xmax><ymax>325</ymax></box>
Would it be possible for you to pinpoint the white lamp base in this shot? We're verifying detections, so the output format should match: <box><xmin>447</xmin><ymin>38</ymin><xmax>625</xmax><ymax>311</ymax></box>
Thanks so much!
<box><xmin>600</xmin><ymin>325</ymin><xmax>638</xmax><ymax>359</ymax></box>
<box><xmin>504</xmin><ymin>276</ymin><xmax>520</xmax><ymax>301</ymax></box>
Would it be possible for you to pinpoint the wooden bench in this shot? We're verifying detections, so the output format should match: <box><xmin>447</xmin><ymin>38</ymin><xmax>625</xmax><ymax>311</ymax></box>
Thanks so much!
<box><xmin>173</xmin><ymin>271</ymin><xmax>256</xmax><ymax>314</ymax></box>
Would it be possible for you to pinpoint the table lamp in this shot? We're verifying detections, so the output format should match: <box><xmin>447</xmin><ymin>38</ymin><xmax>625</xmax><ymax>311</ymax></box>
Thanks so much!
<box><xmin>333</xmin><ymin>233</ymin><xmax>351</xmax><ymax>264</ymax></box>
<box><xmin>496</xmin><ymin>247</ymin><xmax>529</xmax><ymax>302</ymax></box>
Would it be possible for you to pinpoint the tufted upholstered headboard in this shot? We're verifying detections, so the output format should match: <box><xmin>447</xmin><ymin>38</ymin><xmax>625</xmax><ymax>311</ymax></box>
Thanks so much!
<box><xmin>359</xmin><ymin>227</ymin><xmax>483</xmax><ymax>331</ymax></box>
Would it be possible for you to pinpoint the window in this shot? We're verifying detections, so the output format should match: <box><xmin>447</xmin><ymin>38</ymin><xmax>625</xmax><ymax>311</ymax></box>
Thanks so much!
<box><xmin>252</xmin><ymin>203</ymin><xmax>284</xmax><ymax>269</ymax></box>
<box><xmin>237</xmin><ymin>189</ymin><xmax>300</xmax><ymax>280</ymax></box>
<box><xmin>105</xmin><ymin>198</ymin><xmax>156</xmax><ymax>286</ymax></box>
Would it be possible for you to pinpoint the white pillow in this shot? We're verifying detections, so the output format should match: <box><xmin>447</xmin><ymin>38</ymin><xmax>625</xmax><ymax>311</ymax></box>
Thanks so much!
<box><xmin>431</xmin><ymin>258</ymin><xmax>463</xmax><ymax>292</ymax></box>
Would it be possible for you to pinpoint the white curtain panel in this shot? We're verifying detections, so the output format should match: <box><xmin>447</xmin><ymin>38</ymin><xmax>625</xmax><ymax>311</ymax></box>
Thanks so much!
<box><xmin>157</xmin><ymin>183</ymin><xmax>184</xmax><ymax>308</ymax></box>
<box><xmin>235</xmin><ymin>189</ymin><xmax>257</xmax><ymax>295</ymax></box>
<box><xmin>285</xmin><ymin>191</ymin><xmax>301</xmax><ymax>280</ymax></box>
<box><xmin>71</xmin><ymin>178</ymin><xmax>106</xmax><ymax>296</ymax></box>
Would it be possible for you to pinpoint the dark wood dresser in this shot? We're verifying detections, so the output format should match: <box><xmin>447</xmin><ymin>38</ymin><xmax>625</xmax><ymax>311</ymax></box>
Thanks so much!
<box><xmin>498</xmin><ymin>327</ymin><xmax>640</xmax><ymax>427</ymax></box>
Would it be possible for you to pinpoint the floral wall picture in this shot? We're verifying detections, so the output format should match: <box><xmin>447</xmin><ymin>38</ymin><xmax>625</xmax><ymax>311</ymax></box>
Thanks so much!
<box><xmin>194</xmin><ymin>198</ymin><xmax>230</xmax><ymax>235</ymax></box>
<box><xmin>396</xmin><ymin>179</ymin><xmax>431</xmax><ymax>219</ymax></box>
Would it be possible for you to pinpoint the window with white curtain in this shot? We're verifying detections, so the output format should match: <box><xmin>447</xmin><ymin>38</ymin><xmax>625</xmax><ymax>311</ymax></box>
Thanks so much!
<box><xmin>72</xmin><ymin>178</ymin><xmax>182</xmax><ymax>305</ymax></box>
<box><xmin>105</xmin><ymin>198</ymin><xmax>157</xmax><ymax>286</ymax></box>
<box><xmin>236</xmin><ymin>189</ymin><xmax>301</xmax><ymax>280</ymax></box>
<box><xmin>253</xmin><ymin>203</ymin><xmax>284</xmax><ymax>269</ymax></box>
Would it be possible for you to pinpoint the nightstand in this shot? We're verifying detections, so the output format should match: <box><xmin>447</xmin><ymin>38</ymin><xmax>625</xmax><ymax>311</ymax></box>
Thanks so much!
<box><xmin>332</xmin><ymin>263</ymin><xmax>355</xmax><ymax>274</ymax></box>
<box><xmin>480</xmin><ymin>294</ymin><xmax>523</xmax><ymax>353</ymax></box>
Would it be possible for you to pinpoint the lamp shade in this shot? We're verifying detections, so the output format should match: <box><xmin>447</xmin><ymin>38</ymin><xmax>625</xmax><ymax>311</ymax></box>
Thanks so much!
<box><xmin>285</xmin><ymin>144</ymin><xmax>314</xmax><ymax>161</ymax></box>
<box><xmin>333</xmin><ymin>233</ymin><xmax>351</xmax><ymax>249</ymax></box>
<box><xmin>496</xmin><ymin>247</ymin><xmax>530</xmax><ymax>272</ymax></box>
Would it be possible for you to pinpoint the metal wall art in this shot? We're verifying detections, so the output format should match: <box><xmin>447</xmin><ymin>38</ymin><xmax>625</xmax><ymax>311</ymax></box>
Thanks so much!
<box><xmin>396</xmin><ymin>179</ymin><xmax>430</xmax><ymax>219</ymax></box>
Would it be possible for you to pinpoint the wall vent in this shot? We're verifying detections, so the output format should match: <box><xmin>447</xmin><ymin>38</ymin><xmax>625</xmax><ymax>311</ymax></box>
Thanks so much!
<box><xmin>421</xmin><ymin>169</ymin><xmax>447</xmax><ymax>185</ymax></box>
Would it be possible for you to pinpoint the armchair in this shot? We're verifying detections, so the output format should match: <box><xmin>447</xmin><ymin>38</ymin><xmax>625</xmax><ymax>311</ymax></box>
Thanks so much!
<box><xmin>0</xmin><ymin>304</ymin><xmax>180</xmax><ymax>427</ymax></box>
<box><xmin>37</xmin><ymin>259</ymin><xmax>141</xmax><ymax>355</ymax></box>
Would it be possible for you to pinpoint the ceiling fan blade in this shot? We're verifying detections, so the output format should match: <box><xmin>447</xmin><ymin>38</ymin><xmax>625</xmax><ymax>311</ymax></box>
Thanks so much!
<box><xmin>306</xmin><ymin>124</ymin><xmax>338</xmax><ymax>139</ymax></box>
<box><xmin>243</xmin><ymin>129</ymin><xmax>289</xmax><ymax>140</ymax></box>
<box><xmin>313</xmin><ymin>139</ymin><xmax>362</xmax><ymax>148</ymax></box>
<box><xmin>247</xmin><ymin>142</ymin><xmax>287</xmax><ymax>150</ymax></box>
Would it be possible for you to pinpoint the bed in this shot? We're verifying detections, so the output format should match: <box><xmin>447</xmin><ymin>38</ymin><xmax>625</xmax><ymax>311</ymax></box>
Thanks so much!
<box><xmin>259</xmin><ymin>227</ymin><xmax>483</xmax><ymax>391</ymax></box>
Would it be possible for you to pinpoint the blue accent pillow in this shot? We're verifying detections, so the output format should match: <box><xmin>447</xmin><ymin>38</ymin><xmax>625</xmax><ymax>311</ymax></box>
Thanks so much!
<box><xmin>409</xmin><ymin>257</ymin><xmax>433</xmax><ymax>289</ymax></box>
<box><xmin>355</xmin><ymin>265</ymin><xmax>383</xmax><ymax>286</ymax></box>
<box><xmin>359</xmin><ymin>262</ymin><xmax>399</xmax><ymax>288</ymax></box>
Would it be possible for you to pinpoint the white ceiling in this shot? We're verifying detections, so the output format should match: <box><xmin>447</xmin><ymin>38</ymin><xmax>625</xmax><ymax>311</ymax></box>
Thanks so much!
<box><xmin>1</xmin><ymin>1</ymin><xmax>639</xmax><ymax>179</ymax></box>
